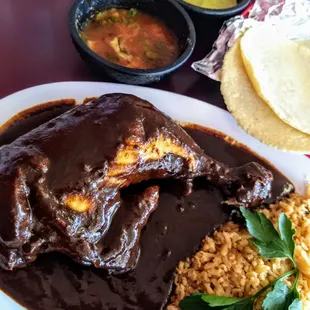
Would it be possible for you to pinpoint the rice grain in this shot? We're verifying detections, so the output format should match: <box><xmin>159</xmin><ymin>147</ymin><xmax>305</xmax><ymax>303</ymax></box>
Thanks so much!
<box><xmin>167</xmin><ymin>192</ymin><xmax>310</xmax><ymax>309</ymax></box>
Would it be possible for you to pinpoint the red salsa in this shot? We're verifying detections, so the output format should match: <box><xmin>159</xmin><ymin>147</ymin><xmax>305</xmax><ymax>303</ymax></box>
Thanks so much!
<box><xmin>80</xmin><ymin>8</ymin><xmax>179</xmax><ymax>70</ymax></box>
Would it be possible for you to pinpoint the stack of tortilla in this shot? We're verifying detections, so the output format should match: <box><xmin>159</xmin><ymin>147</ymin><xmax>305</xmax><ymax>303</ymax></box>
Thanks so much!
<box><xmin>221</xmin><ymin>25</ymin><xmax>310</xmax><ymax>153</ymax></box>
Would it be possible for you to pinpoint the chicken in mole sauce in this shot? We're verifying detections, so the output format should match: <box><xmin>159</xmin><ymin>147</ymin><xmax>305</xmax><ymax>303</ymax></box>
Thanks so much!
<box><xmin>0</xmin><ymin>96</ymin><xmax>293</xmax><ymax>310</ymax></box>
<box><xmin>80</xmin><ymin>8</ymin><xmax>179</xmax><ymax>69</ymax></box>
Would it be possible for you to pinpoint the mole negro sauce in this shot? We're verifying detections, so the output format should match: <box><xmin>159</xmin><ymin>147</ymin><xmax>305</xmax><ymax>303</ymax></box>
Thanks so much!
<box><xmin>0</xmin><ymin>100</ymin><xmax>291</xmax><ymax>310</ymax></box>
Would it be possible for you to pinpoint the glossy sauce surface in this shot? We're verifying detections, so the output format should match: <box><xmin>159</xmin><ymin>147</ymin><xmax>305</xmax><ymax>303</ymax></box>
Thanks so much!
<box><xmin>81</xmin><ymin>8</ymin><xmax>179</xmax><ymax>69</ymax></box>
<box><xmin>0</xmin><ymin>100</ymin><xmax>291</xmax><ymax>310</ymax></box>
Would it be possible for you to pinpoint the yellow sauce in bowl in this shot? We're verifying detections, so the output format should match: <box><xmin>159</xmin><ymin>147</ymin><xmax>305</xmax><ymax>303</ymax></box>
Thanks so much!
<box><xmin>184</xmin><ymin>0</ymin><xmax>237</xmax><ymax>9</ymax></box>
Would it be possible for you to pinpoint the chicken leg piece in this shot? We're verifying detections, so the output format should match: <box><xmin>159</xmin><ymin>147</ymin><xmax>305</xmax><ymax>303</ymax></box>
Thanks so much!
<box><xmin>0</xmin><ymin>94</ymin><xmax>273</xmax><ymax>271</ymax></box>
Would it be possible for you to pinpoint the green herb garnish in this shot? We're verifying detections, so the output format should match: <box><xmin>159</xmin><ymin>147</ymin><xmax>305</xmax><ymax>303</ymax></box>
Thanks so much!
<box><xmin>95</xmin><ymin>11</ymin><xmax>107</xmax><ymax>21</ymax></box>
<box><xmin>242</xmin><ymin>209</ymin><xmax>296</xmax><ymax>265</ymax></box>
<box><xmin>108</xmin><ymin>16</ymin><xmax>118</xmax><ymax>23</ymax></box>
<box><xmin>127</xmin><ymin>8</ymin><xmax>137</xmax><ymax>17</ymax></box>
<box><xmin>157</xmin><ymin>41</ymin><xmax>165</xmax><ymax>49</ymax></box>
<box><xmin>179</xmin><ymin>208</ymin><xmax>302</xmax><ymax>310</ymax></box>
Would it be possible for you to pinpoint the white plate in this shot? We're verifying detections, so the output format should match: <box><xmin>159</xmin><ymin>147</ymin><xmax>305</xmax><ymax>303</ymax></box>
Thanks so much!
<box><xmin>0</xmin><ymin>81</ymin><xmax>310</xmax><ymax>309</ymax></box>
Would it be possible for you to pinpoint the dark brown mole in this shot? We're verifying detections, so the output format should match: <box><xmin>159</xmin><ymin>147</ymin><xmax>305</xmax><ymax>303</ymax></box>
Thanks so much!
<box><xmin>0</xmin><ymin>98</ymin><xmax>76</xmax><ymax>146</ymax></box>
<box><xmin>0</xmin><ymin>99</ymin><xmax>292</xmax><ymax>310</ymax></box>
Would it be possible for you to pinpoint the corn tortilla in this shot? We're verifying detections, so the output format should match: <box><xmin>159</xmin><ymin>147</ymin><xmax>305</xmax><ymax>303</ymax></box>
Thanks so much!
<box><xmin>221</xmin><ymin>40</ymin><xmax>310</xmax><ymax>153</ymax></box>
<box><xmin>299</xmin><ymin>40</ymin><xmax>310</xmax><ymax>50</ymax></box>
<box><xmin>240</xmin><ymin>26</ymin><xmax>310</xmax><ymax>135</ymax></box>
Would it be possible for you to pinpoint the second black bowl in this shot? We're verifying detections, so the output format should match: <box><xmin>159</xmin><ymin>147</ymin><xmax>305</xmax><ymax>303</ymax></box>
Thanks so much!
<box><xmin>68</xmin><ymin>0</ymin><xmax>196</xmax><ymax>85</ymax></box>
<box><xmin>174</xmin><ymin>0</ymin><xmax>251</xmax><ymax>40</ymax></box>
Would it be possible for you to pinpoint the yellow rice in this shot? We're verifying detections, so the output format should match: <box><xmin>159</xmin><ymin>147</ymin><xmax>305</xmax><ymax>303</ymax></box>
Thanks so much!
<box><xmin>167</xmin><ymin>191</ymin><xmax>310</xmax><ymax>309</ymax></box>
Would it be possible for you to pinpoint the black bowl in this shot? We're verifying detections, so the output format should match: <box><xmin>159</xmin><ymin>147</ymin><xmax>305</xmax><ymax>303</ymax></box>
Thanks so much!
<box><xmin>174</xmin><ymin>0</ymin><xmax>251</xmax><ymax>38</ymax></box>
<box><xmin>68</xmin><ymin>0</ymin><xmax>196</xmax><ymax>85</ymax></box>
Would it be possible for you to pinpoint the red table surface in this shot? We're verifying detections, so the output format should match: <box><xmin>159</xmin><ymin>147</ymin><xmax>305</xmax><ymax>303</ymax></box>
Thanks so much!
<box><xmin>0</xmin><ymin>0</ymin><xmax>225</xmax><ymax>108</ymax></box>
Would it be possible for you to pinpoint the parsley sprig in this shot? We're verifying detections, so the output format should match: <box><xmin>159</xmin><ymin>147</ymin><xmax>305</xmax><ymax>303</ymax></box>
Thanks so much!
<box><xmin>179</xmin><ymin>208</ymin><xmax>302</xmax><ymax>310</ymax></box>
